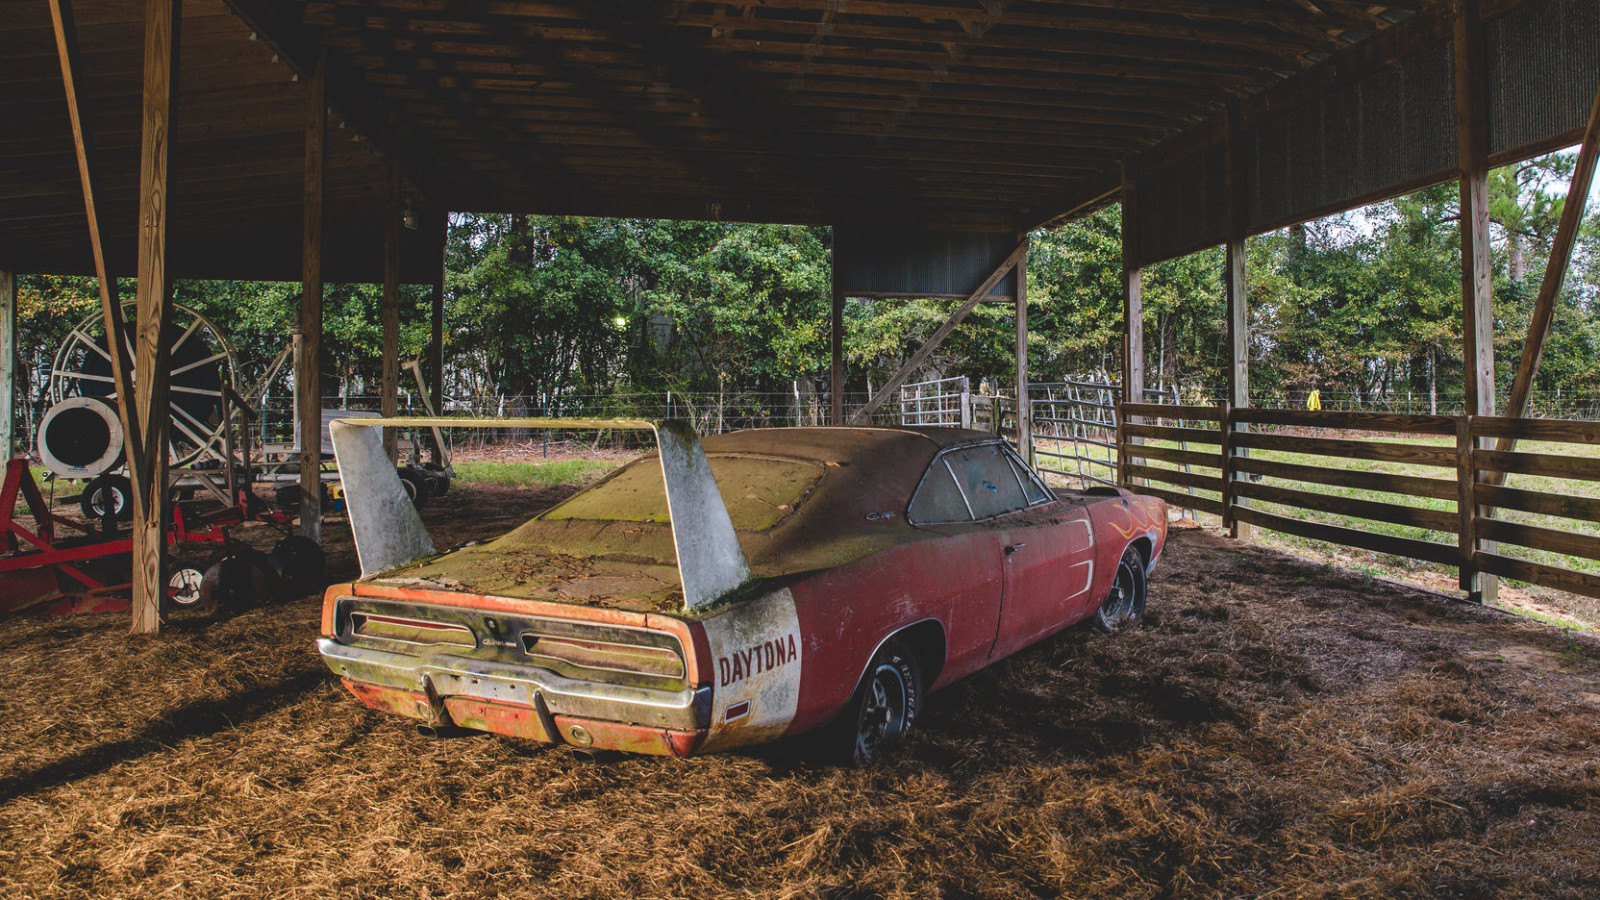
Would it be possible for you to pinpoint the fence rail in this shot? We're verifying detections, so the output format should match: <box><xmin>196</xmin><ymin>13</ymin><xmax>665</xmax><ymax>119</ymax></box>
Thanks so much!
<box><xmin>1115</xmin><ymin>401</ymin><xmax>1600</xmax><ymax>603</ymax></box>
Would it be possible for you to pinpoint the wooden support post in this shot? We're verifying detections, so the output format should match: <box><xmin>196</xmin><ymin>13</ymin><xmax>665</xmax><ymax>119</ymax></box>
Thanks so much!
<box><xmin>1457</xmin><ymin>415</ymin><xmax>1478</xmax><ymax>582</ymax></box>
<box><xmin>48</xmin><ymin>0</ymin><xmax>142</xmax><ymax>487</ymax></box>
<box><xmin>1119</xmin><ymin>168</ymin><xmax>1144</xmax><ymax>488</ymax></box>
<box><xmin>298</xmin><ymin>58</ymin><xmax>326</xmax><ymax>544</ymax></box>
<box><xmin>381</xmin><ymin>159</ymin><xmax>401</xmax><ymax>463</ymax></box>
<box><xmin>1</xmin><ymin>270</ymin><xmax>13</xmax><ymax>459</ymax></box>
<box><xmin>1015</xmin><ymin>233</ymin><xmax>1032</xmax><ymax>464</ymax></box>
<box><xmin>1225</xmin><ymin>107</ymin><xmax>1252</xmax><ymax>539</ymax></box>
<box><xmin>130</xmin><ymin>0</ymin><xmax>180</xmax><ymax>634</ymax></box>
<box><xmin>1219</xmin><ymin>399</ymin><xmax>1236</xmax><ymax>526</ymax></box>
<box><xmin>1455</xmin><ymin>0</ymin><xmax>1496</xmax><ymax>602</ymax></box>
<box><xmin>850</xmin><ymin>241</ymin><xmax>1028</xmax><ymax>425</ymax></box>
<box><xmin>430</xmin><ymin>209</ymin><xmax>446</xmax><ymax>462</ymax></box>
<box><xmin>831</xmin><ymin>239</ymin><xmax>844</xmax><ymax>425</ymax></box>
<box><xmin>1493</xmin><ymin>80</ymin><xmax>1600</xmax><ymax>468</ymax></box>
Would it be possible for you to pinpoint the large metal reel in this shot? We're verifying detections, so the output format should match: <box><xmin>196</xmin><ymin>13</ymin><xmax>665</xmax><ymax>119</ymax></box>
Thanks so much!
<box><xmin>49</xmin><ymin>302</ymin><xmax>237</xmax><ymax>469</ymax></box>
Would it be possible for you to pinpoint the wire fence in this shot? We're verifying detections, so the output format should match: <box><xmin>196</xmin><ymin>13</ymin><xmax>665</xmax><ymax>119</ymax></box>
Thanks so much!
<box><xmin>251</xmin><ymin>389</ymin><xmax>914</xmax><ymax>453</ymax></box>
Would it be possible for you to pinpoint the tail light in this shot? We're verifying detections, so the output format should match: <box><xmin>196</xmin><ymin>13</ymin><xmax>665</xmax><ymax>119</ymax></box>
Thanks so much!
<box><xmin>351</xmin><ymin>612</ymin><xmax>475</xmax><ymax>647</ymax></box>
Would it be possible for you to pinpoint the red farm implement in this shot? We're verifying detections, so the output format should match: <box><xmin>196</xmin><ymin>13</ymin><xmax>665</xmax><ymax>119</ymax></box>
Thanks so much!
<box><xmin>0</xmin><ymin>459</ymin><xmax>317</xmax><ymax>620</ymax></box>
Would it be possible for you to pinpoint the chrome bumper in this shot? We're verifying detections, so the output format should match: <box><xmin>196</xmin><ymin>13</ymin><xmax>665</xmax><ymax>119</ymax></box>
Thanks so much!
<box><xmin>317</xmin><ymin>638</ymin><xmax>711</xmax><ymax>730</ymax></box>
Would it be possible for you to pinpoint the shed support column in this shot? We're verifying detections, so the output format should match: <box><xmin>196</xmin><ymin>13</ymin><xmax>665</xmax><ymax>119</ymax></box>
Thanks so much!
<box><xmin>1</xmin><ymin>270</ymin><xmax>13</xmax><ymax>459</ymax></box>
<box><xmin>381</xmin><ymin>160</ymin><xmax>401</xmax><ymax>463</ymax></box>
<box><xmin>1015</xmin><ymin>233</ymin><xmax>1032</xmax><ymax>465</ymax></box>
<box><xmin>1225</xmin><ymin>109</ymin><xmax>1252</xmax><ymax>540</ymax></box>
<box><xmin>131</xmin><ymin>0</ymin><xmax>180</xmax><ymax>634</ymax></box>
<box><xmin>1119</xmin><ymin>171</ymin><xmax>1144</xmax><ymax>488</ymax></box>
<box><xmin>298</xmin><ymin>59</ymin><xmax>326</xmax><ymax>544</ymax></box>
<box><xmin>1455</xmin><ymin>0</ymin><xmax>1496</xmax><ymax>603</ymax></box>
<box><xmin>831</xmin><ymin>241</ymin><xmax>844</xmax><ymax>425</ymax></box>
<box><xmin>430</xmin><ymin>210</ymin><xmax>446</xmax><ymax>461</ymax></box>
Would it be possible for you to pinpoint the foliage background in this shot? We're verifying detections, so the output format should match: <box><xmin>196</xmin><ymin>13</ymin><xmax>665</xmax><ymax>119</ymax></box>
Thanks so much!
<box><xmin>10</xmin><ymin>149</ymin><xmax>1600</xmax><ymax>435</ymax></box>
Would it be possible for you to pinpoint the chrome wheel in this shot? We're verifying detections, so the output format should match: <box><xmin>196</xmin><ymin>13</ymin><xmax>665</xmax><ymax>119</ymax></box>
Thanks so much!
<box><xmin>856</xmin><ymin>662</ymin><xmax>909</xmax><ymax>763</ymax></box>
<box><xmin>1093</xmin><ymin>545</ymin><xmax>1147</xmax><ymax>633</ymax></box>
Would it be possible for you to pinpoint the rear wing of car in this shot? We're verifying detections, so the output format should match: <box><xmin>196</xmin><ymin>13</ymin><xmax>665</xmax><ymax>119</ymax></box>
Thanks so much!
<box><xmin>327</xmin><ymin>417</ymin><xmax>752</xmax><ymax>611</ymax></box>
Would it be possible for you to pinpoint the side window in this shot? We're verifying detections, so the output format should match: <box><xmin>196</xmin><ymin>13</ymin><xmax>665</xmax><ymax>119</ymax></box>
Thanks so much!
<box><xmin>908</xmin><ymin>459</ymin><xmax>971</xmax><ymax>524</ymax></box>
<box><xmin>947</xmin><ymin>444</ymin><xmax>1028</xmax><ymax>520</ymax></box>
<box><xmin>1007</xmin><ymin>452</ymin><xmax>1051</xmax><ymax>505</ymax></box>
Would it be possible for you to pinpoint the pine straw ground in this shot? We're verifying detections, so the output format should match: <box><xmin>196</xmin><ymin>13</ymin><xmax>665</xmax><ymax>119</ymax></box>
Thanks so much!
<box><xmin>2</xmin><ymin>482</ymin><xmax>1599</xmax><ymax>900</ymax></box>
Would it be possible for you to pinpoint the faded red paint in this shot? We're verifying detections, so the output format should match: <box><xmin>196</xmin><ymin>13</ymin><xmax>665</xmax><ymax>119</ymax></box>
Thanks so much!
<box><xmin>320</xmin><ymin>428</ymin><xmax>1167</xmax><ymax>757</ymax></box>
<box><xmin>551</xmin><ymin>715</ymin><xmax>708</xmax><ymax>757</ymax></box>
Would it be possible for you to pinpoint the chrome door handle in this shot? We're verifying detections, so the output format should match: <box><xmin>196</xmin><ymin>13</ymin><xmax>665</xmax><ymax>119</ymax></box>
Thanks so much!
<box><xmin>1005</xmin><ymin>542</ymin><xmax>1027</xmax><ymax>555</ymax></box>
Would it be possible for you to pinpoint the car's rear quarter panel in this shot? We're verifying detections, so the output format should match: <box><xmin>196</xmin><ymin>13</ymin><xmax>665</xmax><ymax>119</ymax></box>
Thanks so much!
<box><xmin>783</xmin><ymin>530</ymin><xmax>1002</xmax><ymax>735</ymax></box>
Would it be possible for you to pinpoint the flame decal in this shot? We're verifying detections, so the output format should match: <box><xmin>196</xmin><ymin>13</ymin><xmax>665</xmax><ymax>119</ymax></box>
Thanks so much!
<box><xmin>1107</xmin><ymin>496</ymin><xmax>1167</xmax><ymax>542</ymax></box>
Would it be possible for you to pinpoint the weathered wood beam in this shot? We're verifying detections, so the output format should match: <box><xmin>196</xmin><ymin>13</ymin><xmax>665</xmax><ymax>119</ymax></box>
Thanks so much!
<box><xmin>0</xmin><ymin>269</ymin><xmax>13</xmax><ymax>459</ymax></box>
<box><xmin>1492</xmin><ymin>81</ymin><xmax>1600</xmax><ymax>464</ymax></box>
<box><xmin>299</xmin><ymin>58</ymin><xmax>326</xmax><ymax>545</ymax></box>
<box><xmin>1454</xmin><ymin>0</ymin><xmax>1496</xmax><ymax>603</ymax></box>
<box><xmin>688</xmin><ymin>7</ymin><xmax>1319</xmax><ymax>59</ymax></box>
<box><xmin>1119</xmin><ymin>168</ymin><xmax>1144</xmax><ymax>488</ymax></box>
<box><xmin>130</xmin><ymin>0</ymin><xmax>180</xmax><ymax>635</ymax></box>
<box><xmin>1224</xmin><ymin>106</ymin><xmax>1251</xmax><ymax>540</ymax></box>
<box><xmin>1015</xmin><ymin>233</ymin><xmax>1032</xmax><ymax>464</ymax></box>
<box><xmin>831</xmin><ymin>240</ymin><xmax>844</xmax><ymax>426</ymax></box>
<box><xmin>849</xmin><ymin>241</ymin><xmax>1027</xmax><ymax>425</ymax></box>
<box><xmin>47</xmin><ymin>0</ymin><xmax>143</xmax><ymax>485</ymax></box>
<box><xmin>381</xmin><ymin>159</ymin><xmax>400</xmax><ymax>463</ymax></box>
<box><xmin>429</xmin><ymin>208</ymin><xmax>445</xmax><ymax>461</ymax></box>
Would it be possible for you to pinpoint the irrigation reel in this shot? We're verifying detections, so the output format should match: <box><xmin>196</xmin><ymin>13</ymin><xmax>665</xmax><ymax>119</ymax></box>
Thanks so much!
<box><xmin>2</xmin><ymin>303</ymin><xmax>323</xmax><ymax>620</ymax></box>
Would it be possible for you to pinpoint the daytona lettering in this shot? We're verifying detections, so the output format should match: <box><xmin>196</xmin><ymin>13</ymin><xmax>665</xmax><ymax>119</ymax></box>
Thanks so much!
<box><xmin>717</xmin><ymin>633</ymin><xmax>800</xmax><ymax>687</ymax></box>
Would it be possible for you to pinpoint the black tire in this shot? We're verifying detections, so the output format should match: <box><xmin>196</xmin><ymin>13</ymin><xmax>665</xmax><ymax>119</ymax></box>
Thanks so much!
<box><xmin>423</xmin><ymin>461</ymin><xmax>450</xmax><ymax>496</ymax></box>
<box><xmin>270</xmin><ymin>535</ymin><xmax>326</xmax><ymax>587</ymax></box>
<box><xmin>398</xmin><ymin>467</ymin><xmax>431</xmax><ymax>507</ymax></box>
<box><xmin>827</xmin><ymin>638</ymin><xmax>923</xmax><ymax>767</ymax></box>
<box><xmin>81</xmin><ymin>473</ymin><xmax>133</xmax><ymax>522</ymax></box>
<box><xmin>1092</xmin><ymin>544</ymin><xmax>1148</xmax><ymax>634</ymax></box>
<box><xmin>199</xmin><ymin>549</ymin><xmax>282</xmax><ymax>613</ymax></box>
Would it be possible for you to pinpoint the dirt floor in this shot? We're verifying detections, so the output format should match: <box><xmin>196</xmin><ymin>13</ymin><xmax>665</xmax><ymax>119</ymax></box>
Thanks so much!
<box><xmin>2</xmin><ymin>482</ymin><xmax>1599</xmax><ymax>899</ymax></box>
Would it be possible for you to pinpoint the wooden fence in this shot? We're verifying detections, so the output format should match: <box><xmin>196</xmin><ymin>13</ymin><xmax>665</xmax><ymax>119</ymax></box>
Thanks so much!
<box><xmin>1117</xmin><ymin>402</ymin><xmax>1600</xmax><ymax>601</ymax></box>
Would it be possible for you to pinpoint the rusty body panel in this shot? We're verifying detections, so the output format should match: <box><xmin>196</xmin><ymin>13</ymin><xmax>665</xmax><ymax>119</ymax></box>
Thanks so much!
<box><xmin>318</xmin><ymin>426</ymin><xmax>1167</xmax><ymax>756</ymax></box>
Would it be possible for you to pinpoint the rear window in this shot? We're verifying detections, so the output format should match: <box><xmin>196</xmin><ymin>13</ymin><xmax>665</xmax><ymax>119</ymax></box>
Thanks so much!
<box><xmin>542</xmin><ymin>454</ymin><xmax>823</xmax><ymax>532</ymax></box>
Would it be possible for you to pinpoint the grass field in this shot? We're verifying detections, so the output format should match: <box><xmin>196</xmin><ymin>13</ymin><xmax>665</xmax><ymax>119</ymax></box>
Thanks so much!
<box><xmin>451</xmin><ymin>458</ymin><xmax>618</xmax><ymax>488</ymax></box>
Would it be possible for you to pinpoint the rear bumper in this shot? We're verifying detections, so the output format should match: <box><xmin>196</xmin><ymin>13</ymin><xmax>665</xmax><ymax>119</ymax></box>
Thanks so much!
<box><xmin>318</xmin><ymin>638</ymin><xmax>712</xmax><ymax>757</ymax></box>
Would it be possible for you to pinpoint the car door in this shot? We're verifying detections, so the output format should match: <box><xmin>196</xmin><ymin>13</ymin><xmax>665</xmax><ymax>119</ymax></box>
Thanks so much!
<box><xmin>939</xmin><ymin>443</ymin><xmax>1094</xmax><ymax>659</ymax></box>
<box><xmin>905</xmin><ymin>451</ymin><xmax>1007</xmax><ymax>682</ymax></box>
<box><xmin>994</xmin><ymin>498</ymin><xmax>1096</xmax><ymax>657</ymax></box>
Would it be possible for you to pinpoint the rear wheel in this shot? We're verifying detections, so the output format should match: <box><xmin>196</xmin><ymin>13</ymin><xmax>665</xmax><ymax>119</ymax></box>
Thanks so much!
<box><xmin>1092</xmin><ymin>545</ymin><xmax>1147</xmax><ymax>633</ymax></box>
<box><xmin>826</xmin><ymin>638</ymin><xmax>922</xmax><ymax>767</ymax></box>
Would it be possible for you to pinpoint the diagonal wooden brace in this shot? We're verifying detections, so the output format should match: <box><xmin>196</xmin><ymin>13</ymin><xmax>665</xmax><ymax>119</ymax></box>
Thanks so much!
<box><xmin>850</xmin><ymin>240</ymin><xmax>1028</xmax><ymax>425</ymax></box>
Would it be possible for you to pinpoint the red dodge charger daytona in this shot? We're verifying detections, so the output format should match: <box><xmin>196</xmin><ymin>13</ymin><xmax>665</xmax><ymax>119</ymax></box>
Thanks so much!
<box><xmin>318</xmin><ymin>423</ymin><xmax>1166</xmax><ymax>764</ymax></box>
